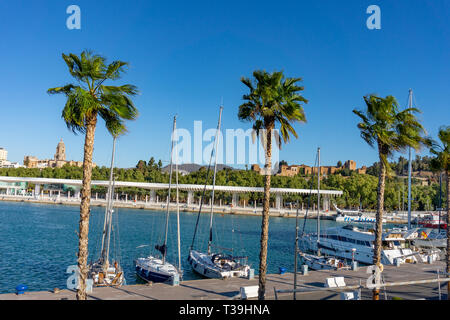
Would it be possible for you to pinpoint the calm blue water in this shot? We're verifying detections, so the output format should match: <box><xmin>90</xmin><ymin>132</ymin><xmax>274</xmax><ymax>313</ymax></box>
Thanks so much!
<box><xmin>0</xmin><ymin>201</ymin><xmax>342</xmax><ymax>294</ymax></box>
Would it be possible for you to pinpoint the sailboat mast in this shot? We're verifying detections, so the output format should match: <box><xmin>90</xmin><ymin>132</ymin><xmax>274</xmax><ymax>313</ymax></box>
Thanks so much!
<box><xmin>317</xmin><ymin>147</ymin><xmax>321</xmax><ymax>256</ymax></box>
<box><xmin>101</xmin><ymin>136</ymin><xmax>117</xmax><ymax>267</ymax></box>
<box><xmin>175</xmin><ymin>118</ymin><xmax>182</xmax><ymax>271</ymax></box>
<box><xmin>163</xmin><ymin>116</ymin><xmax>177</xmax><ymax>264</ymax></box>
<box><xmin>207</xmin><ymin>106</ymin><xmax>223</xmax><ymax>256</ymax></box>
<box><xmin>293</xmin><ymin>200</ymin><xmax>299</xmax><ymax>300</ymax></box>
<box><xmin>438</xmin><ymin>173</ymin><xmax>442</xmax><ymax>232</ymax></box>
<box><xmin>105</xmin><ymin>175</ymin><xmax>116</xmax><ymax>267</ymax></box>
<box><xmin>407</xmin><ymin>89</ymin><xmax>413</xmax><ymax>229</ymax></box>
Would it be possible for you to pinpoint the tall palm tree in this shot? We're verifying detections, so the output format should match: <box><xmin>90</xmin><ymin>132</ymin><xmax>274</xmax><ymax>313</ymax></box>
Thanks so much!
<box><xmin>427</xmin><ymin>126</ymin><xmax>450</xmax><ymax>299</ymax></box>
<box><xmin>353</xmin><ymin>94</ymin><xmax>426</xmax><ymax>300</ymax></box>
<box><xmin>238</xmin><ymin>70</ymin><xmax>308</xmax><ymax>299</ymax></box>
<box><xmin>48</xmin><ymin>50</ymin><xmax>139</xmax><ymax>300</ymax></box>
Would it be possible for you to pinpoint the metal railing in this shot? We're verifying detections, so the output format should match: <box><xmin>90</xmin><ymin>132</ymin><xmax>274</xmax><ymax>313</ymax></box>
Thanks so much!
<box><xmin>274</xmin><ymin>275</ymin><xmax>450</xmax><ymax>300</ymax></box>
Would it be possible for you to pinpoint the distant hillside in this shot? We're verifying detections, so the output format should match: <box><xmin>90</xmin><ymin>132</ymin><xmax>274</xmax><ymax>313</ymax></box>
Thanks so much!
<box><xmin>161</xmin><ymin>163</ymin><xmax>234</xmax><ymax>173</ymax></box>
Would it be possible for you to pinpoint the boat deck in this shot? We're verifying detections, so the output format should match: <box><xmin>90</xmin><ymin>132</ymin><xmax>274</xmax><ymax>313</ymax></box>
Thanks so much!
<box><xmin>0</xmin><ymin>261</ymin><xmax>447</xmax><ymax>300</ymax></box>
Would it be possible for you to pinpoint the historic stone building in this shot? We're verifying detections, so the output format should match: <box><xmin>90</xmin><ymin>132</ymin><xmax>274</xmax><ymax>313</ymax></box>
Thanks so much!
<box><xmin>252</xmin><ymin>159</ymin><xmax>366</xmax><ymax>177</ymax></box>
<box><xmin>54</xmin><ymin>139</ymin><xmax>66</xmax><ymax>161</ymax></box>
<box><xmin>24</xmin><ymin>139</ymin><xmax>95</xmax><ymax>169</ymax></box>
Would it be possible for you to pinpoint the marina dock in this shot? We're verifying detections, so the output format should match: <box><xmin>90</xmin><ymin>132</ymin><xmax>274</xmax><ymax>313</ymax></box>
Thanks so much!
<box><xmin>1</xmin><ymin>261</ymin><xmax>447</xmax><ymax>300</ymax></box>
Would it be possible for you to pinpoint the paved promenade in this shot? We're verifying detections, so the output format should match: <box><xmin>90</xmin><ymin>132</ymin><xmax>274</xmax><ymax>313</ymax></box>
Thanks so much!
<box><xmin>1</xmin><ymin>262</ymin><xmax>446</xmax><ymax>300</ymax></box>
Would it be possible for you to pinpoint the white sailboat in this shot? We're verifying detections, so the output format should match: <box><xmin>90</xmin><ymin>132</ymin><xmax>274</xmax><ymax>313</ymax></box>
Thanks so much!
<box><xmin>188</xmin><ymin>106</ymin><xmax>250</xmax><ymax>279</ymax></box>
<box><xmin>88</xmin><ymin>136</ymin><xmax>124</xmax><ymax>287</ymax></box>
<box><xmin>135</xmin><ymin>116</ymin><xmax>183</xmax><ymax>283</ymax></box>
<box><xmin>298</xmin><ymin>147</ymin><xmax>349</xmax><ymax>271</ymax></box>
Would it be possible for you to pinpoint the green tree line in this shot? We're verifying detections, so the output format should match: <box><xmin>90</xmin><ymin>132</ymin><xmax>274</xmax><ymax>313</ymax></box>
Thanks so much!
<box><xmin>0</xmin><ymin>156</ymin><xmax>443</xmax><ymax>211</ymax></box>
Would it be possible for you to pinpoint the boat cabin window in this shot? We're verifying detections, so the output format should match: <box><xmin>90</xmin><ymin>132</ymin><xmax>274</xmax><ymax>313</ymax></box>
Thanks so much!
<box><xmin>320</xmin><ymin>234</ymin><xmax>371</xmax><ymax>247</ymax></box>
<box><xmin>382</xmin><ymin>241</ymin><xmax>392</xmax><ymax>249</ymax></box>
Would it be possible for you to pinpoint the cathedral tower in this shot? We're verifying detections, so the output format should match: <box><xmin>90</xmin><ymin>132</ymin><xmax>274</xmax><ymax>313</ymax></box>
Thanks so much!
<box><xmin>54</xmin><ymin>138</ymin><xmax>66</xmax><ymax>161</ymax></box>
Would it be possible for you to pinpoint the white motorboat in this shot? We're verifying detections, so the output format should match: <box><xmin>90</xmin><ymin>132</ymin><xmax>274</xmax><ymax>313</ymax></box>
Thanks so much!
<box><xmin>412</xmin><ymin>229</ymin><xmax>447</xmax><ymax>249</ymax></box>
<box><xmin>299</xmin><ymin>225</ymin><xmax>422</xmax><ymax>265</ymax></box>
<box><xmin>334</xmin><ymin>204</ymin><xmax>385</xmax><ymax>224</ymax></box>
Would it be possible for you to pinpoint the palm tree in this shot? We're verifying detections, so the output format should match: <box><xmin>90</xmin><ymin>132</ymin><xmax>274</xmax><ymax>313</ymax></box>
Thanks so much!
<box><xmin>48</xmin><ymin>50</ymin><xmax>139</xmax><ymax>300</ymax></box>
<box><xmin>353</xmin><ymin>94</ymin><xmax>426</xmax><ymax>300</ymax></box>
<box><xmin>238</xmin><ymin>70</ymin><xmax>308</xmax><ymax>299</ymax></box>
<box><xmin>427</xmin><ymin>126</ymin><xmax>449</xmax><ymax>299</ymax></box>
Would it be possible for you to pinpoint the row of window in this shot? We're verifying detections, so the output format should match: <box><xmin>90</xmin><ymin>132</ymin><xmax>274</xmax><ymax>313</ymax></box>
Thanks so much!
<box><xmin>320</xmin><ymin>234</ymin><xmax>371</xmax><ymax>247</ymax></box>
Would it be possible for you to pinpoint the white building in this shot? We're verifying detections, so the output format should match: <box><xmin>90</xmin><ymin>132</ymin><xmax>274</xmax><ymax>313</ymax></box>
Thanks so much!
<box><xmin>0</xmin><ymin>148</ymin><xmax>24</xmax><ymax>168</ymax></box>
<box><xmin>0</xmin><ymin>160</ymin><xmax>24</xmax><ymax>168</ymax></box>
<box><xmin>0</xmin><ymin>148</ymin><xmax>7</xmax><ymax>161</ymax></box>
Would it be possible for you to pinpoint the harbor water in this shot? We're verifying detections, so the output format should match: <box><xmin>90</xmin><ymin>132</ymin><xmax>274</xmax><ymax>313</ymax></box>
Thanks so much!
<box><xmin>0</xmin><ymin>201</ymin><xmax>360</xmax><ymax>294</ymax></box>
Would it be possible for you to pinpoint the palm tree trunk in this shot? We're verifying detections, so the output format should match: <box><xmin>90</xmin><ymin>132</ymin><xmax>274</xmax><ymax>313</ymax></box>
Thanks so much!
<box><xmin>258</xmin><ymin>126</ymin><xmax>272</xmax><ymax>300</ymax></box>
<box><xmin>76</xmin><ymin>115</ymin><xmax>97</xmax><ymax>300</ymax></box>
<box><xmin>446</xmin><ymin>170</ymin><xmax>449</xmax><ymax>300</ymax></box>
<box><xmin>373</xmin><ymin>150</ymin><xmax>386</xmax><ymax>300</ymax></box>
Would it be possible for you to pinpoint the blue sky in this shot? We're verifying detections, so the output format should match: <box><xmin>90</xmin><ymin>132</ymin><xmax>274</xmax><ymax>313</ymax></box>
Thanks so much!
<box><xmin>0</xmin><ymin>0</ymin><xmax>448</xmax><ymax>169</ymax></box>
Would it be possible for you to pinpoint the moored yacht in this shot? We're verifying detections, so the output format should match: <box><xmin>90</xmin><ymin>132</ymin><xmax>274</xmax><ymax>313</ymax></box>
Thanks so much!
<box><xmin>188</xmin><ymin>250</ymin><xmax>250</xmax><ymax>279</ymax></box>
<box><xmin>417</xmin><ymin>212</ymin><xmax>447</xmax><ymax>229</ymax></box>
<box><xmin>188</xmin><ymin>106</ymin><xmax>250</xmax><ymax>279</ymax></box>
<box><xmin>297</xmin><ymin>148</ymin><xmax>349</xmax><ymax>271</ymax></box>
<box><xmin>134</xmin><ymin>116</ymin><xmax>183</xmax><ymax>284</ymax></box>
<box><xmin>412</xmin><ymin>228</ymin><xmax>447</xmax><ymax>249</ymax></box>
<box><xmin>334</xmin><ymin>204</ymin><xmax>385</xmax><ymax>224</ymax></box>
<box><xmin>299</xmin><ymin>225</ymin><xmax>421</xmax><ymax>265</ymax></box>
<box><xmin>88</xmin><ymin>136</ymin><xmax>124</xmax><ymax>287</ymax></box>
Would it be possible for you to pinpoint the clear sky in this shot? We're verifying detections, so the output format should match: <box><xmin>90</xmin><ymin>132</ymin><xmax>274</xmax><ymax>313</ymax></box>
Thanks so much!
<box><xmin>0</xmin><ymin>0</ymin><xmax>448</xmax><ymax>169</ymax></box>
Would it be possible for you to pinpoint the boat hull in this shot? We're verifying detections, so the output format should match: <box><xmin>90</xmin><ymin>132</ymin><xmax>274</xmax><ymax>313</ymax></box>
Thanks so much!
<box><xmin>299</xmin><ymin>226</ymin><xmax>420</xmax><ymax>265</ymax></box>
<box><xmin>188</xmin><ymin>250</ymin><xmax>249</xmax><ymax>279</ymax></box>
<box><xmin>335</xmin><ymin>215</ymin><xmax>385</xmax><ymax>224</ymax></box>
<box><xmin>135</xmin><ymin>256</ymin><xmax>182</xmax><ymax>283</ymax></box>
<box><xmin>299</xmin><ymin>253</ymin><xmax>346</xmax><ymax>271</ymax></box>
<box><xmin>88</xmin><ymin>261</ymin><xmax>124</xmax><ymax>287</ymax></box>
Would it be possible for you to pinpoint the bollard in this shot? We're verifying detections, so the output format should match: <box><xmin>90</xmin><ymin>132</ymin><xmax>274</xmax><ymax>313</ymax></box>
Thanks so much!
<box><xmin>171</xmin><ymin>274</ymin><xmax>180</xmax><ymax>286</ymax></box>
<box><xmin>86</xmin><ymin>279</ymin><xmax>94</xmax><ymax>293</ymax></box>
<box><xmin>247</xmin><ymin>269</ymin><xmax>254</xmax><ymax>280</ymax></box>
<box><xmin>302</xmin><ymin>265</ymin><xmax>308</xmax><ymax>275</ymax></box>
<box><xmin>340</xmin><ymin>291</ymin><xmax>360</xmax><ymax>300</ymax></box>
<box><xmin>352</xmin><ymin>261</ymin><xmax>358</xmax><ymax>271</ymax></box>
<box><xmin>16</xmin><ymin>284</ymin><xmax>28</xmax><ymax>295</ymax></box>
